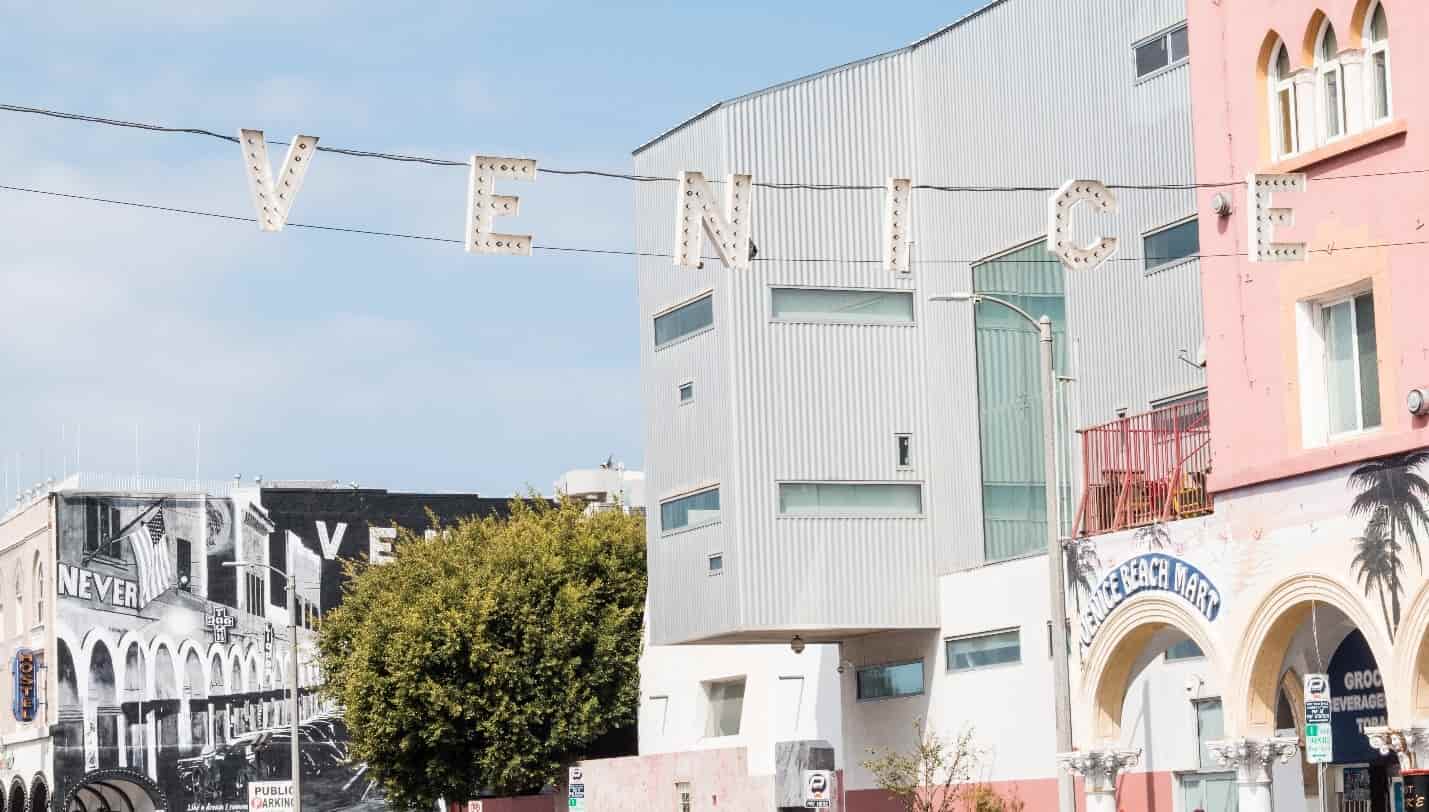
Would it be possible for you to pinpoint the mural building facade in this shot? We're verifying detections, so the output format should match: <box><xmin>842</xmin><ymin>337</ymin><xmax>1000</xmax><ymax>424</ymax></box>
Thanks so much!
<box><xmin>0</xmin><ymin>481</ymin><xmax>510</xmax><ymax>812</ymax></box>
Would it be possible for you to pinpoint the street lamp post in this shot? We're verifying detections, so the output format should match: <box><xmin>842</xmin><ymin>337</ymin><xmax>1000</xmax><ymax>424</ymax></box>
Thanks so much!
<box><xmin>223</xmin><ymin>559</ymin><xmax>302</xmax><ymax>812</ymax></box>
<box><xmin>931</xmin><ymin>293</ymin><xmax>1075</xmax><ymax>812</ymax></box>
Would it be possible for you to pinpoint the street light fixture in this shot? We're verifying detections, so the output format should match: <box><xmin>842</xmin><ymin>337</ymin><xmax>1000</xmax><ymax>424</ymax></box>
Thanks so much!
<box><xmin>223</xmin><ymin>559</ymin><xmax>302</xmax><ymax>811</ymax></box>
<box><xmin>930</xmin><ymin>292</ymin><xmax>1075</xmax><ymax>812</ymax></box>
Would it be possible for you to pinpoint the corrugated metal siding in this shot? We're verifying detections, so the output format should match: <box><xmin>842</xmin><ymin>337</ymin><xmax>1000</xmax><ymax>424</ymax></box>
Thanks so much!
<box><xmin>635</xmin><ymin>0</ymin><xmax>1203</xmax><ymax>644</ymax></box>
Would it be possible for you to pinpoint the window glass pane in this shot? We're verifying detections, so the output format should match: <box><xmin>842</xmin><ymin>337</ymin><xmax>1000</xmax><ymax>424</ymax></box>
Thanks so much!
<box><xmin>661</xmin><ymin>488</ymin><xmax>721</xmax><ymax>532</ymax></box>
<box><xmin>1196</xmin><ymin>699</ymin><xmax>1225</xmax><ymax>769</ymax></box>
<box><xmin>1278</xmin><ymin>87</ymin><xmax>1297</xmax><ymax>155</ymax></box>
<box><xmin>771</xmin><ymin>288</ymin><xmax>914</xmax><ymax>323</ymax></box>
<box><xmin>706</xmin><ymin>679</ymin><xmax>745</xmax><ymax>737</ymax></box>
<box><xmin>1135</xmin><ymin>37</ymin><xmax>1169</xmax><ymax>77</ymax></box>
<box><xmin>679</xmin><ymin>382</ymin><xmax>694</xmax><ymax>403</ymax></box>
<box><xmin>1275</xmin><ymin>46</ymin><xmax>1290</xmax><ymax>78</ymax></box>
<box><xmin>947</xmin><ymin>630</ymin><xmax>1021</xmax><ymax>671</ymax></box>
<box><xmin>1371</xmin><ymin>5</ymin><xmax>1388</xmax><ymax>41</ymax></box>
<box><xmin>856</xmin><ymin>661</ymin><xmax>924</xmax><ymax>700</ymax></box>
<box><xmin>1320</xmin><ymin>25</ymin><xmax>1338</xmax><ymax>61</ymax></box>
<box><xmin>1165</xmin><ymin>638</ymin><xmax>1204</xmax><ymax>660</ymax></box>
<box><xmin>1325</xmin><ymin>69</ymin><xmax>1343</xmax><ymax>138</ymax></box>
<box><xmin>1324</xmin><ymin>300</ymin><xmax>1358</xmax><ymax>434</ymax></box>
<box><xmin>707</xmin><ymin>554</ymin><xmax>722</xmax><ymax>574</ymax></box>
<box><xmin>973</xmin><ymin>242</ymin><xmax>1071</xmax><ymax>560</ymax></box>
<box><xmin>654</xmin><ymin>295</ymin><xmax>714</xmax><ymax>347</ymax></box>
<box><xmin>1355</xmin><ymin>293</ymin><xmax>1381</xmax><ymax>429</ymax></box>
<box><xmin>1373</xmin><ymin>51</ymin><xmax>1390</xmax><ymax>120</ymax></box>
<box><xmin>1168</xmin><ymin>26</ymin><xmax>1189</xmax><ymax>63</ymax></box>
<box><xmin>1143</xmin><ymin>220</ymin><xmax>1200</xmax><ymax>270</ymax></box>
<box><xmin>778</xmin><ymin>483</ymin><xmax>923</xmax><ymax>515</ymax></box>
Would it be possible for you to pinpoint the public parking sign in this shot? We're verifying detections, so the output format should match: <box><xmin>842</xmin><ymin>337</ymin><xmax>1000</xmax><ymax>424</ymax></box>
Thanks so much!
<box><xmin>248</xmin><ymin>781</ymin><xmax>295</xmax><ymax>811</ymax></box>
<box><xmin>804</xmin><ymin>770</ymin><xmax>833</xmax><ymax>809</ymax></box>
<box><xmin>568</xmin><ymin>767</ymin><xmax>586</xmax><ymax>811</ymax></box>
<box><xmin>1304</xmin><ymin>672</ymin><xmax>1333</xmax><ymax>763</ymax></box>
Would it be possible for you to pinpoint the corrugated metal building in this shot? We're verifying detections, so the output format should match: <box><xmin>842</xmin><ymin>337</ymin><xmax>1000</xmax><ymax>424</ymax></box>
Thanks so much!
<box><xmin>636</xmin><ymin>0</ymin><xmax>1202</xmax><ymax>648</ymax></box>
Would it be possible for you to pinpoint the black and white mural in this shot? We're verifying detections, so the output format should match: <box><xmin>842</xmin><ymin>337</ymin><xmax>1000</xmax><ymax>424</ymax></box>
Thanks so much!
<box><xmin>54</xmin><ymin>487</ymin><xmax>511</xmax><ymax>812</ymax></box>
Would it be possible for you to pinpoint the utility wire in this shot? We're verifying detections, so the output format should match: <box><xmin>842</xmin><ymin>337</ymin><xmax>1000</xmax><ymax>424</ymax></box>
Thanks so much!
<box><xmin>6</xmin><ymin>101</ymin><xmax>1428</xmax><ymax>192</ymax></box>
<box><xmin>2</xmin><ymin>180</ymin><xmax>1424</xmax><ymax>265</ymax></box>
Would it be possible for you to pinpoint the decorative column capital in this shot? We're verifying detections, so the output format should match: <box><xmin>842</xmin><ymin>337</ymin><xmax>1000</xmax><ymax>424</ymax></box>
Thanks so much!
<box><xmin>1365</xmin><ymin>725</ymin><xmax>1429</xmax><ymax>770</ymax></box>
<box><xmin>1057</xmin><ymin>749</ymin><xmax>1141</xmax><ymax>793</ymax></box>
<box><xmin>1206</xmin><ymin>737</ymin><xmax>1299</xmax><ymax>784</ymax></box>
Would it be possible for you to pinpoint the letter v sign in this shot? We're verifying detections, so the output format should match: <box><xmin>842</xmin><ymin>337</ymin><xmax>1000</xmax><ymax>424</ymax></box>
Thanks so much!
<box><xmin>314</xmin><ymin>521</ymin><xmax>347</xmax><ymax>560</ymax></box>
<box><xmin>238</xmin><ymin>129</ymin><xmax>319</xmax><ymax>232</ymax></box>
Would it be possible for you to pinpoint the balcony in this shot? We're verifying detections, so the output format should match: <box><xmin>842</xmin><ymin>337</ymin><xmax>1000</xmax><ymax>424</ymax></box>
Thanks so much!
<box><xmin>1073</xmin><ymin>398</ymin><xmax>1213</xmax><ymax>537</ymax></box>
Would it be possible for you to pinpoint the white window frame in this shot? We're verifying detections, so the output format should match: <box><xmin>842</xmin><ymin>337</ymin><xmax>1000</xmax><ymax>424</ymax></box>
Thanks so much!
<box><xmin>855</xmin><ymin>658</ymin><xmax>926</xmax><ymax>702</ymax></box>
<box><xmin>707</xmin><ymin>552</ymin><xmax>723</xmax><ymax>576</ymax></box>
<box><xmin>1132</xmin><ymin>22</ymin><xmax>1189</xmax><ymax>83</ymax></box>
<box><xmin>659</xmin><ymin>485</ymin><xmax>721</xmax><ymax>536</ymax></box>
<box><xmin>678</xmin><ymin>380</ymin><xmax>695</xmax><ymax>405</ymax></box>
<box><xmin>895</xmin><ymin>434</ymin><xmax>913</xmax><ymax>470</ymax></box>
<box><xmin>1315</xmin><ymin>19</ymin><xmax>1347</xmax><ymax>145</ymax></box>
<box><xmin>1364</xmin><ymin>0</ymin><xmax>1392</xmax><ymax>125</ymax></box>
<box><xmin>1270</xmin><ymin>42</ymin><xmax>1300</xmax><ymax>159</ymax></box>
<box><xmin>1295</xmin><ymin>283</ymin><xmax>1379</xmax><ymax>447</ymax></box>
<box><xmin>1141</xmin><ymin>215</ymin><xmax>1200</xmax><ymax>274</ymax></box>
<box><xmin>945</xmin><ymin>627</ymin><xmax>1022</xmax><ymax>673</ymax></box>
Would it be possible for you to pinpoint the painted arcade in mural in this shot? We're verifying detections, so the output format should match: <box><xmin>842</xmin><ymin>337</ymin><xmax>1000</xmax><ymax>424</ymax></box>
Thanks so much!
<box><xmin>0</xmin><ymin>482</ymin><xmax>514</xmax><ymax>812</ymax></box>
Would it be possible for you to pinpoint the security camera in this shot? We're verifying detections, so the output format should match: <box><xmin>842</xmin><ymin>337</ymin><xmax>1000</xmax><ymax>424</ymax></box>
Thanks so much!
<box><xmin>1210</xmin><ymin>192</ymin><xmax>1233</xmax><ymax>218</ymax></box>
<box><xmin>1184</xmin><ymin>675</ymin><xmax>1204</xmax><ymax>697</ymax></box>
<box><xmin>836</xmin><ymin>659</ymin><xmax>854</xmax><ymax>675</ymax></box>
<box><xmin>1409</xmin><ymin>388</ymin><xmax>1429</xmax><ymax>417</ymax></box>
<box><xmin>790</xmin><ymin>635</ymin><xmax>806</xmax><ymax>655</ymax></box>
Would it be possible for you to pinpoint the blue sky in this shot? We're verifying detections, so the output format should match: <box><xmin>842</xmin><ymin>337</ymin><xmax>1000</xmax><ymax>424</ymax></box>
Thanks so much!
<box><xmin>0</xmin><ymin>1</ymin><xmax>982</xmax><ymax>497</ymax></box>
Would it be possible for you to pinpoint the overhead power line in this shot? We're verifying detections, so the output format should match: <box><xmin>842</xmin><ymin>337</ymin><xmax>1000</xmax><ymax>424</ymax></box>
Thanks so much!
<box><xmin>5</xmin><ymin>102</ymin><xmax>1428</xmax><ymax>192</ymax></box>
<box><xmin>2</xmin><ymin>181</ymin><xmax>1424</xmax><ymax>265</ymax></box>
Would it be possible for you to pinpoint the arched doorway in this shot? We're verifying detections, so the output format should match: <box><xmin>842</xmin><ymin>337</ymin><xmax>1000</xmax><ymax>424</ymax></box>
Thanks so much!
<box><xmin>208</xmin><ymin>652</ymin><xmax>227</xmax><ymax>746</ymax></box>
<box><xmin>1232</xmin><ymin>577</ymin><xmax>1394</xmax><ymax>811</ymax></box>
<box><xmin>11</xmin><ymin>778</ymin><xmax>26</xmax><ymax>812</ymax></box>
<box><xmin>150</xmin><ymin>646</ymin><xmax>178</xmax><ymax>765</ymax></box>
<box><xmin>181</xmin><ymin>650</ymin><xmax>206</xmax><ymax>756</ymax></box>
<box><xmin>63</xmin><ymin>770</ymin><xmax>167</xmax><ymax>812</ymax></box>
<box><xmin>89</xmin><ymin>642</ymin><xmax>120</xmax><ymax>770</ymax></box>
<box><xmin>121</xmin><ymin>643</ymin><xmax>148</xmax><ymax>775</ymax></box>
<box><xmin>56</xmin><ymin>641</ymin><xmax>84</xmax><ymax>783</ymax></box>
<box><xmin>31</xmin><ymin>775</ymin><xmax>49</xmax><ymax>812</ymax></box>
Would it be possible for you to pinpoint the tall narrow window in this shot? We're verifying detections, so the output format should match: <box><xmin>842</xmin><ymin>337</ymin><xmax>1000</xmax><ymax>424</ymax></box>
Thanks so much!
<box><xmin>705</xmin><ymin>678</ymin><xmax>745</xmax><ymax>737</ymax></box>
<box><xmin>1323</xmin><ymin>291</ymin><xmax>1381</xmax><ymax>435</ymax></box>
<box><xmin>896</xmin><ymin>435</ymin><xmax>912</xmax><ymax>469</ymax></box>
<box><xmin>973</xmin><ymin>241</ymin><xmax>1071</xmax><ymax>561</ymax></box>
<box><xmin>1366</xmin><ymin>2</ymin><xmax>1391</xmax><ymax>123</ymax></box>
<box><xmin>1195</xmin><ymin>698</ymin><xmax>1226</xmax><ymax>769</ymax></box>
<box><xmin>1271</xmin><ymin>43</ymin><xmax>1299</xmax><ymax>158</ymax></box>
<box><xmin>1316</xmin><ymin>21</ymin><xmax>1345</xmax><ymax>142</ymax></box>
<box><xmin>676</xmin><ymin>782</ymin><xmax>692</xmax><ymax>812</ymax></box>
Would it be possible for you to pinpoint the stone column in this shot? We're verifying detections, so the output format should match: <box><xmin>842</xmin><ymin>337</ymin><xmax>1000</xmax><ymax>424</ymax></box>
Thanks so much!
<box><xmin>1338</xmin><ymin>50</ymin><xmax>1368</xmax><ymax>135</ymax></box>
<box><xmin>1365</xmin><ymin>725</ymin><xmax>1429</xmax><ymax>771</ymax></box>
<box><xmin>1057</xmin><ymin>749</ymin><xmax>1140</xmax><ymax>812</ymax></box>
<box><xmin>1206</xmin><ymin>737</ymin><xmax>1300</xmax><ymax>812</ymax></box>
<box><xmin>1293</xmin><ymin>70</ymin><xmax>1318</xmax><ymax>152</ymax></box>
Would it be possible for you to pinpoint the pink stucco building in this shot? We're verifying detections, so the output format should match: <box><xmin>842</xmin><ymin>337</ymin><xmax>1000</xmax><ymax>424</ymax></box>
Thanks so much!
<box><xmin>1188</xmin><ymin>0</ymin><xmax>1429</xmax><ymax>494</ymax></box>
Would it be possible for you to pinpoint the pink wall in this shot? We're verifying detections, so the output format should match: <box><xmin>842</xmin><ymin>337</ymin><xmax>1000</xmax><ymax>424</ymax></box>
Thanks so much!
<box><xmin>844</xmin><ymin>772</ymin><xmax>1173</xmax><ymax>812</ymax></box>
<box><xmin>570</xmin><ymin>747</ymin><xmax>773</xmax><ymax>810</ymax></box>
<box><xmin>1187</xmin><ymin>0</ymin><xmax>1429</xmax><ymax>493</ymax></box>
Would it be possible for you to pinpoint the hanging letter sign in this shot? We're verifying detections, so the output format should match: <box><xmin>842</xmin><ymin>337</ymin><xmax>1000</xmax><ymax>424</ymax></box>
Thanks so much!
<box><xmin>673</xmin><ymin>171</ymin><xmax>753</xmax><ymax>270</ymax></box>
<box><xmin>884</xmin><ymin>177</ymin><xmax>912</xmax><ymax>272</ymax></box>
<box><xmin>1247</xmin><ymin>172</ymin><xmax>1307</xmax><ymax>262</ymax></box>
<box><xmin>1079</xmin><ymin>553</ymin><xmax>1221</xmax><ymax>647</ymax></box>
<box><xmin>466</xmin><ymin>155</ymin><xmax>536</xmax><ymax>255</ymax></box>
<box><xmin>1047</xmin><ymin>179</ymin><xmax>1118</xmax><ymax>271</ymax></box>
<box><xmin>238</xmin><ymin>129</ymin><xmax>319</xmax><ymax>232</ymax></box>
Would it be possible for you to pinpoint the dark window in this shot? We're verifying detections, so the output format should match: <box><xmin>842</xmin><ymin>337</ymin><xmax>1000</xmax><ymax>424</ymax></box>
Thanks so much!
<box><xmin>1135</xmin><ymin>24</ymin><xmax>1189</xmax><ymax>78</ymax></box>
<box><xmin>1143</xmin><ymin>219</ymin><xmax>1200</xmax><ymax>271</ymax></box>
<box><xmin>84</xmin><ymin>499</ymin><xmax>121</xmax><ymax>557</ymax></box>
<box><xmin>269</xmin><ymin>530</ymin><xmax>287</xmax><ymax>607</ymax></box>
<box><xmin>245</xmin><ymin>573</ymin><xmax>264</xmax><ymax>617</ymax></box>
<box><xmin>176</xmin><ymin>539</ymin><xmax>192</xmax><ymax>592</ymax></box>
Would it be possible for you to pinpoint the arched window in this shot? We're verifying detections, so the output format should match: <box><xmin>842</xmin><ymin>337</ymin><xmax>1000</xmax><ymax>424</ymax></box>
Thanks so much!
<box><xmin>33</xmin><ymin>556</ymin><xmax>44</xmax><ymax>629</ymax></box>
<box><xmin>13</xmin><ymin>566</ymin><xmax>24</xmax><ymax>638</ymax></box>
<box><xmin>1270</xmin><ymin>41</ymin><xmax>1299</xmax><ymax>158</ymax></box>
<box><xmin>1365</xmin><ymin>2</ymin><xmax>1391</xmax><ymax>122</ymax></box>
<box><xmin>1316</xmin><ymin>20</ymin><xmax>1346</xmax><ymax>141</ymax></box>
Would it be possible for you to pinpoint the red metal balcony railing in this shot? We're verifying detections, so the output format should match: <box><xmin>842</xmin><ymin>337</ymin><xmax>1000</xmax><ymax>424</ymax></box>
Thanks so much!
<box><xmin>1074</xmin><ymin>397</ymin><xmax>1213</xmax><ymax>537</ymax></box>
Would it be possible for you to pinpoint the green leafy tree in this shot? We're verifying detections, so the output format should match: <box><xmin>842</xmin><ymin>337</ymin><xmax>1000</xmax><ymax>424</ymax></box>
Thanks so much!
<box><xmin>317</xmin><ymin>499</ymin><xmax>647</xmax><ymax>810</ymax></box>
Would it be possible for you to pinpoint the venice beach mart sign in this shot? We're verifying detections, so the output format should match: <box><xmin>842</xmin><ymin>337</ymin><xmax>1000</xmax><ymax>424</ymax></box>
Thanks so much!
<box><xmin>233</xmin><ymin>130</ymin><xmax>1310</xmax><ymax>271</ymax></box>
<box><xmin>1079</xmin><ymin>553</ymin><xmax>1222</xmax><ymax>647</ymax></box>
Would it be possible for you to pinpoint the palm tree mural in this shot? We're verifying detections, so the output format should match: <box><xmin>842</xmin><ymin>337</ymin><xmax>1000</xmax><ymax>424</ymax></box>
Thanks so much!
<box><xmin>1066</xmin><ymin>537</ymin><xmax>1101</xmax><ymax>599</ymax></box>
<box><xmin>1348</xmin><ymin>451</ymin><xmax>1429</xmax><ymax>640</ymax></box>
<box><xmin>1133</xmin><ymin>522</ymin><xmax>1170</xmax><ymax>551</ymax></box>
<box><xmin>1351</xmin><ymin>507</ymin><xmax>1403</xmax><ymax>640</ymax></box>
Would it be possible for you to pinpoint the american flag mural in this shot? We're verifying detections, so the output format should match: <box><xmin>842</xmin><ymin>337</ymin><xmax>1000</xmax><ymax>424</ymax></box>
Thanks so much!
<box><xmin>128</xmin><ymin>507</ymin><xmax>174</xmax><ymax>605</ymax></box>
